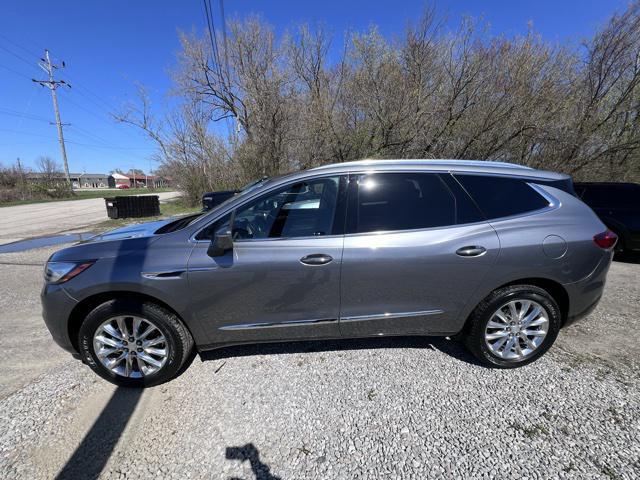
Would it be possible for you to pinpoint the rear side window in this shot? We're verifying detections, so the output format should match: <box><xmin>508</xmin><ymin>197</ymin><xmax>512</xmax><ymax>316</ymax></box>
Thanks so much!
<box><xmin>350</xmin><ymin>172</ymin><xmax>458</xmax><ymax>233</ymax></box>
<box><xmin>455</xmin><ymin>175</ymin><xmax>550</xmax><ymax>220</ymax></box>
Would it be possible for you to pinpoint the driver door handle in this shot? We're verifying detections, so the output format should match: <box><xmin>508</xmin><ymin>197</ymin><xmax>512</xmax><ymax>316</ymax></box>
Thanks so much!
<box><xmin>456</xmin><ymin>246</ymin><xmax>487</xmax><ymax>257</ymax></box>
<box><xmin>300</xmin><ymin>254</ymin><xmax>333</xmax><ymax>266</ymax></box>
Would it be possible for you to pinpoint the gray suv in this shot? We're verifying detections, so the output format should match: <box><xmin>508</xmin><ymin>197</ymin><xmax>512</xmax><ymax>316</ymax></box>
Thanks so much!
<box><xmin>41</xmin><ymin>160</ymin><xmax>616</xmax><ymax>387</ymax></box>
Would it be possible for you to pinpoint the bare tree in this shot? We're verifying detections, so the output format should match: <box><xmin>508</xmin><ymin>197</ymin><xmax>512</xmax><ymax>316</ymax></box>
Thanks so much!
<box><xmin>36</xmin><ymin>156</ymin><xmax>62</xmax><ymax>183</ymax></box>
<box><xmin>117</xmin><ymin>2</ymin><xmax>640</xmax><ymax>205</ymax></box>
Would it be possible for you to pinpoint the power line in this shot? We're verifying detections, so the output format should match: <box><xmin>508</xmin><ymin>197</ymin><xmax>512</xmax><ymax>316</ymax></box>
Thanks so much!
<box><xmin>0</xmin><ymin>44</ymin><xmax>39</xmax><ymax>72</ymax></box>
<box><xmin>0</xmin><ymin>128</ymin><xmax>53</xmax><ymax>138</ymax></box>
<box><xmin>0</xmin><ymin>34</ymin><xmax>41</xmax><ymax>60</ymax></box>
<box><xmin>0</xmin><ymin>107</ymin><xmax>52</xmax><ymax>123</ymax></box>
<box><xmin>203</xmin><ymin>0</ymin><xmax>223</xmax><ymax>78</ymax></box>
<box><xmin>57</xmin><ymin>89</ymin><xmax>110</xmax><ymax>122</ymax></box>
<box><xmin>0</xmin><ymin>62</ymin><xmax>32</xmax><ymax>80</ymax></box>
<box><xmin>65</xmin><ymin>138</ymin><xmax>157</xmax><ymax>150</ymax></box>
<box><xmin>67</xmin><ymin>124</ymin><xmax>111</xmax><ymax>145</ymax></box>
<box><xmin>203</xmin><ymin>0</ymin><xmax>235</xmax><ymax>141</ymax></box>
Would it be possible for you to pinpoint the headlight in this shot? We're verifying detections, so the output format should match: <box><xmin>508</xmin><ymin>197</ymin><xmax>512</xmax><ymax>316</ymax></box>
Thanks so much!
<box><xmin>44</xmin><ymin>261</ymin><xmax>94</xmax><ymax>284</ymax></box>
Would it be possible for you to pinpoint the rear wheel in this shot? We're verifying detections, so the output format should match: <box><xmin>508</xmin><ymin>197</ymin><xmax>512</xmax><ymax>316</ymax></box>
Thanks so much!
<box><xmin>78</xmin><ymin>299</ymin><xmax>194</xmax><ymax>387</ymax></box>
<box><xmin>464</xmin><ymin>285</ymin><xmax>561</xmax><ymax>368</ymax></box>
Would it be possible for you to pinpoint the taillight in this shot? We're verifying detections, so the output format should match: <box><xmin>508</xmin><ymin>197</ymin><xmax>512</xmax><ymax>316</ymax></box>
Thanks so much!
<box><xmin>593</xmin><ymin>230</ymin><xmax>617</xmax><ymax>249</ymax></box>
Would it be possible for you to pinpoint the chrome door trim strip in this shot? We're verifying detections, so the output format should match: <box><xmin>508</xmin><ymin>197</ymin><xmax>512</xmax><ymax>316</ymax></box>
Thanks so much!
<box><xmin>219</xmin><ymin>317</ymin><xmax>337</xmax><ymax>331</ymax></box>
<box><xmin>339</xmin><ymin>309</ymin><xmax>444</xmax><ymax>323</ymax></box>
<box><xmin>141</xmin><ymin>270</ymin><xmax>185</xmax><ymax>279</ymax></box>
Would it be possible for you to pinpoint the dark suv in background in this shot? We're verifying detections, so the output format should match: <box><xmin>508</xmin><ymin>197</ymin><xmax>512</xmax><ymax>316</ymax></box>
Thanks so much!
<box><xmin>574</xmin><ymin>182</ymin><xmax>640</xmax><ymax>254</ymax></box>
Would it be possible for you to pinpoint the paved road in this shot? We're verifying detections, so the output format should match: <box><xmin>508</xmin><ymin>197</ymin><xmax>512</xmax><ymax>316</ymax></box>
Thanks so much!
<box><xmin>0</xmin><ymin>241</ymin><xmax>638</xmax><ymax>479</ymax></box>
<box><xmin>0</xmin><ymin>192</ymin><xmax>179</xmax><ymax>243</ymax></box>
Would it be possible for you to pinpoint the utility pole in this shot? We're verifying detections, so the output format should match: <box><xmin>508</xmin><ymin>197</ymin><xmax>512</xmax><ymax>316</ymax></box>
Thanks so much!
<box><xmin>32</xmin><ymin>50</ymin><xmax>72</xmax><ymax>185</ymax></box>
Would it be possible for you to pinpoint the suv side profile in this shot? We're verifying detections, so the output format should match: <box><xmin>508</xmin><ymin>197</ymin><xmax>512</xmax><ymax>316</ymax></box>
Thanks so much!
<box><xmin>41</xmin><ymin>160</ymin><xmax>616</xmax><ymax>387</ymax></box>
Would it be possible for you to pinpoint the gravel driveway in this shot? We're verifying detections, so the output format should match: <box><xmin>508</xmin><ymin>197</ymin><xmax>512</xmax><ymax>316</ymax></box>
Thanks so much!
<box><xmin>0</xmin><ymin>244</ymin><xmax>638</xmax><ymax>479</ymax></box>
<box><xmin>0</xmin><ymin>192</ymin><xmax>179</xmax><ymax>243</ymax></box>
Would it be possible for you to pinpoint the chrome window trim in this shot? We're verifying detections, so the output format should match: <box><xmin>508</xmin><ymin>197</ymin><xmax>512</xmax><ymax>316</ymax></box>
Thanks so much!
<box><xmin>190</xmin><ymin>170</ymin><xmax>561</xmax><ymax>243</ymax></box>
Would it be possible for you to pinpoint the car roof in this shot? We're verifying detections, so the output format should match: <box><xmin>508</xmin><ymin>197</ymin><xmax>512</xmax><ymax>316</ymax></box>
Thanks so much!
<box><xmin>304</xmin><ymin>158</ymin><xmax>570</xmax><ymax>181</ymax></box>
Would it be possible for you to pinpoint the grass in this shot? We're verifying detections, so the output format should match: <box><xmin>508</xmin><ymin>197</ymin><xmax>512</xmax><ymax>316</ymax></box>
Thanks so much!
<box><xmin>0</xmin><ymin>188</ymin><xmax>173</xmax><ymax>207</ymax></box>
<box><xmin>93</xmin><ymin>198</ymin><xmax>201</xmax><ymax>232</ymax></box>
<box><xmin>509</xmin><ymin>421</ymin><xmax>549</xmax><ymax>438</ymax></box>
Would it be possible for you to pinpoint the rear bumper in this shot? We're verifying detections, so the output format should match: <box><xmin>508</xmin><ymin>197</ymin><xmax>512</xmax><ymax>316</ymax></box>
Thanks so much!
<box><xmin>563</xmin><ymin>251</ymin><xmax>613</xmax><ymax>327</ymax></box>
<box><xmin>41</xmin><ymin>283</ymin><xmax>79</xmax><ymax>355</ymax></box>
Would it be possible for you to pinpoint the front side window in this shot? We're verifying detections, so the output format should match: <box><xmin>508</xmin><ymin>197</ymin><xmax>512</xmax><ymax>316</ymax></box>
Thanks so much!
<box><xmin>197</xmin><ymin>176</ymin><xmax>342</xmax><ymax>240</ymax></box>
<box><xmin>350</xmin><ymin>172</ymin><xmax>457</xmax><ymax>233</ymax></box>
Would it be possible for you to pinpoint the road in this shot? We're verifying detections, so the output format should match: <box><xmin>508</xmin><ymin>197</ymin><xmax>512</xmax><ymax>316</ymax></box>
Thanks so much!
<box><xmin>0</xmin><ymin>241</ymin><xmax>638</xmax><ymax>479</ymax></box>
<box><xmin>0</xmin><ymin>192</ymin><xmax>180</xmax><ymax>243</ymax></box>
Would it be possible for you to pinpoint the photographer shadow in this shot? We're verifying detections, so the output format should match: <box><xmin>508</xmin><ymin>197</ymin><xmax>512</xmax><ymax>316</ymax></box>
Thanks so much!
<box><xmin>226</xmin><ymin>443</ymin><xmax>281</xmax><ymax>480</ymax></box>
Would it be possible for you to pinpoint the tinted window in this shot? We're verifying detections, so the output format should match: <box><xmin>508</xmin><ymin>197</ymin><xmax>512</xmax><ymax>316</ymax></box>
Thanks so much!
<box><xmin>455</xmin><ymin>175</ymin><xmax>550</xmax><ymax>220</ymax></box>
<box><xmin>440</xmin><ymin>173</ymin><xmax>486</xmax><ymax>224</ymax></box>
<box><xmin>351</xmin><ymin>173</ymin><xmax>457</xmax><ymax>233</ymax></box>
<box><xmin>198</xmin><ymin>176</ymin><xmax>342</xmax><ymax>240</ymax></box>
<box><xmin>196</xmin><ymin>213</ymin><xmax>231</xmax><ymax>240</ymax></box>
<box><xmin>581</xmin><ymin>184</ymin><xmax>640</xmax><ymax>207</ymax></box>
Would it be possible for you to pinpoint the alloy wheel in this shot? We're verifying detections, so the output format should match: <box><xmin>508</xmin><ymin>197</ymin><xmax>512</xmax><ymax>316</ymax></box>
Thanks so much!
<box><xmin>93</xmin><ymin>315</ymin><xmax>169</xmax><ymax>378</ymax></box>
<box><xmin>484</xmin><ymin>299</ymin><xmax>549</xmax><ymax>360</ymax></box>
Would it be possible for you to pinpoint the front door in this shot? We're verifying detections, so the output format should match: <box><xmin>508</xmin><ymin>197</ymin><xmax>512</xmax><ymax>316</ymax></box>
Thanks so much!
<box><xmin>188</xmin><ymin>175</ymin><xmax>347</xmax><ymax>346</ymax></box>
<box><xmin>339</xmin><ymin>172</ymin><xmax>500</xmax><ymax>337</ymax></box>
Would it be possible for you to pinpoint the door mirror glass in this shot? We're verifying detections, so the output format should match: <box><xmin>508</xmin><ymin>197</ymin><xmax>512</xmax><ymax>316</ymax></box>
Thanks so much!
<box><xmin>207</xmin><ymin>231</ymin><xmax>233</xmax><ymax>257</ymax></box>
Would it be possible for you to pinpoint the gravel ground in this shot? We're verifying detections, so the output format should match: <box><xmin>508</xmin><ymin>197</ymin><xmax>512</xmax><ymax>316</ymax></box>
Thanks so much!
<box><xmin>0</xmin><ymin>245</ymin><xmax>639</xmax><ymax>479</ymax></box>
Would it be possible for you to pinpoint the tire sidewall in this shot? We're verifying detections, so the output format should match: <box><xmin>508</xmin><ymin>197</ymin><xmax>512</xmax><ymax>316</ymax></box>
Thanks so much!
<box><xmin>78</xmin><ymin>299</ymin><xmax>184</xmax><ymax>387</ymax></box>
<box><xmin>473</xmin><ymin>288</ymin><xmax>561</xmax><ymax>368</ymax></box>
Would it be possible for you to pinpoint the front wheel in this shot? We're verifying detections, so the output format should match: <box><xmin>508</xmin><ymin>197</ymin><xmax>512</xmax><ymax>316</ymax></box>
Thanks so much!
<box><xmin>78</xmin><ymin>299</ymin><xmax>194</xmax><ymax>387</ymax></box>
<box><xmin>464</xmin><ymin>285</ymin><xmax>561</xmax><ymax>368</ymax></box>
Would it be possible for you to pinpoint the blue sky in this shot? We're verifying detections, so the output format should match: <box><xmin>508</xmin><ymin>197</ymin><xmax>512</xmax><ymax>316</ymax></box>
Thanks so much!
<box><xmin>0</xmin><ymin>0</ymin><xmax>629</xmax><ymax>174</ymax></box>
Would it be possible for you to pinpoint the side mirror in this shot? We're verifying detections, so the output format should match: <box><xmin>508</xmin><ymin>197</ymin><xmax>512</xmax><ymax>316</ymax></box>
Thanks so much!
<box><xmin>207</xmin><ymin>231</ymin><xmax>233</xmax><ymax>257</ymax></box>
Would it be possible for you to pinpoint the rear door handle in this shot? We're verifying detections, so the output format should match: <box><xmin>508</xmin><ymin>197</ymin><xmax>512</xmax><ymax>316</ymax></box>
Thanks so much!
<box><xmin>456</xmin><ymin>246</ymin><xmax>487</xmax><ymax>257</ymax></box>
<box><xmin>300</xmin><ymin>254</ymin><xmax>333</xmax><ymax>266</ymax></box>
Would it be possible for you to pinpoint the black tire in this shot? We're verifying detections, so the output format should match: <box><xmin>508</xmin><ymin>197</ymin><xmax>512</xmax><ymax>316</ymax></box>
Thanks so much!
<box><xmin>464</xmin><ymin>285</ymin><xmax>561</xmax><ymax>368</ymax></box>
<box><xmin>78</xmin><ymin>299</ymin><xmax>194</xmax><ymax>387</ymax></box>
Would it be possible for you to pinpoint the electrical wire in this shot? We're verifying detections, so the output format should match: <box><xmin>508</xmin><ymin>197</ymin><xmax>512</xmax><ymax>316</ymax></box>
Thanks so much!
<box><xmin>0</xmin><ymin>62</ymin><xmax>32</xmax><ymax>80</ymax></box>
<box><xmin>0</xmin><ymin>44</ymin><xmax>39</xmax><ymax>73</ymax></box>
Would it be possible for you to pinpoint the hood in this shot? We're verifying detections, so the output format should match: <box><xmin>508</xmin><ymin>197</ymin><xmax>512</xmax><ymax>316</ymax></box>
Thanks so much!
<box><xmin>49</xmin><ymin>218</ymin><xmax>174</xmax><ymax>262</ymax></box>
<box><xmin>83</xmin><ymin>218</ymin><xmax>176</xmax><ymax>243</ymax></box>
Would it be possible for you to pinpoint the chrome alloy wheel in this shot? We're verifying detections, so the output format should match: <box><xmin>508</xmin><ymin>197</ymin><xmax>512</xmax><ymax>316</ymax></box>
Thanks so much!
<box><xmin>93</xmin><ymin>316</ymin><xmax>169</xmax><ymax>378</ymax></box>
<box><xmin>484</xmin><ymin>300</ymin><xmax>549</xmax><ymax>360</ymax></box>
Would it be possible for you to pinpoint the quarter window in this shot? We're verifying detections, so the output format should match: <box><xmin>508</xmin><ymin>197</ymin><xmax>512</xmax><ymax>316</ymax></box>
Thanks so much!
<box><xmin>351</xmin><ymin>173</ymin><xmax>457</xmax><ymax>233</ymax></box>
<box><xmin>455</xmin><ymin>175</ymin><xmax>550</xmax><ymax>220</ymax></box>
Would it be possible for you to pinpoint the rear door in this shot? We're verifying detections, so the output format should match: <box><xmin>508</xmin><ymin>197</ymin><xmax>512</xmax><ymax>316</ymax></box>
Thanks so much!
<box><xmin>339</xmin><ymin>171</ymin><xmax>500</xmax><ymax>337</ymax></box>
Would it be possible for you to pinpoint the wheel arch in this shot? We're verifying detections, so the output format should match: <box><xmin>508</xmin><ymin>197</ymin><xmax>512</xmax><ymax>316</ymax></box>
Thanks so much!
<box><xmin>459</xmin><ymin>277</ymin><xmax>570</xmax><ymax>336</ymax></box>
<box><xmin>68</xmin><ymin>291</ymin><xmax>197</xmax><ymax>352</ymax></box>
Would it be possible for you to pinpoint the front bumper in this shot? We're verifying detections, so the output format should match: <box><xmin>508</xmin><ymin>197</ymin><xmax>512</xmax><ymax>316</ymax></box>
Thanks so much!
<box><xmin>563</xmin><ymin>250</ymin><xmax>613</xmax><ymax>327</ymax></box>
<box><xmin>41</xmin><ymin>283</ymin><xmax>79</xmax><ymax>355</ymax></box>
